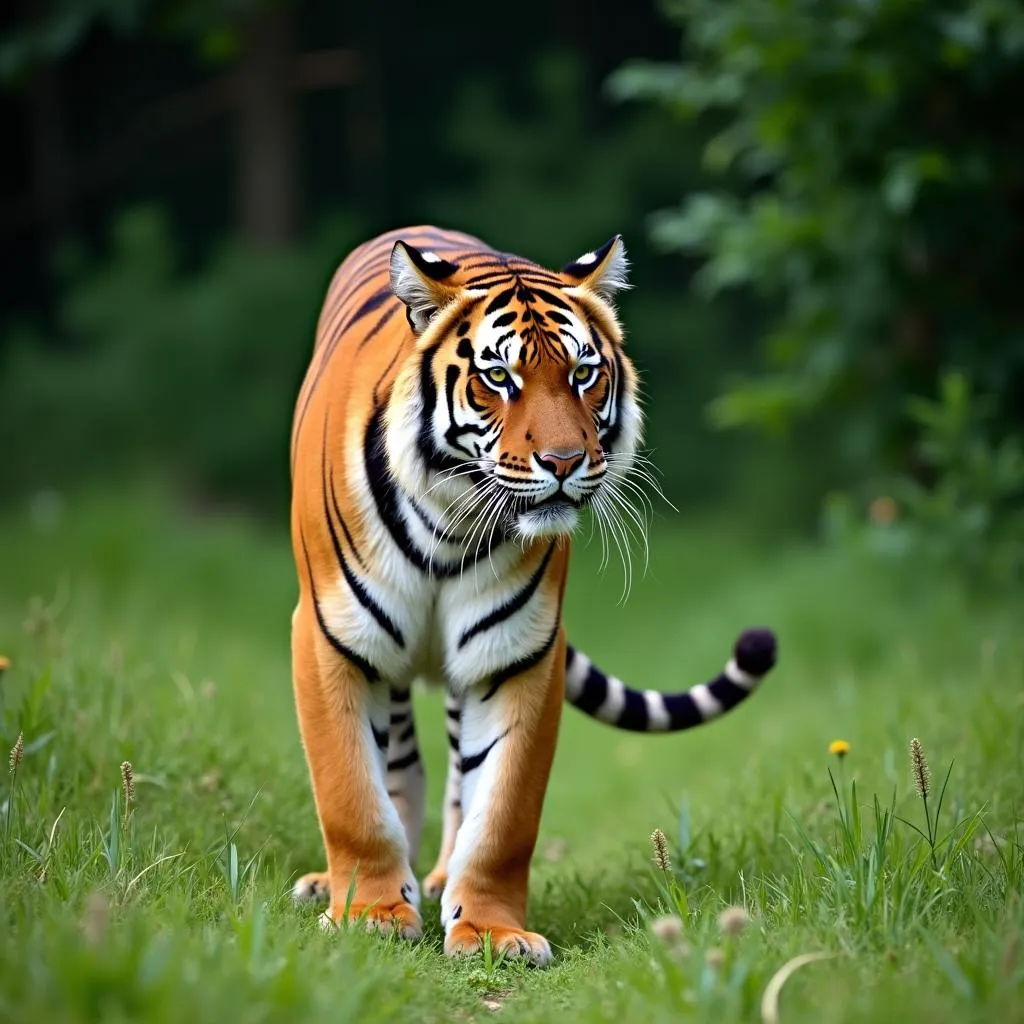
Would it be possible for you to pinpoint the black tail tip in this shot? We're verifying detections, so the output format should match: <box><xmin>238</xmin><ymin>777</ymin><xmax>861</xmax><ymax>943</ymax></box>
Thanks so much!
<box><xmin>734</xmin><ymin>628</ymin><xmax>777</xmax><ymax>677</ymax></box>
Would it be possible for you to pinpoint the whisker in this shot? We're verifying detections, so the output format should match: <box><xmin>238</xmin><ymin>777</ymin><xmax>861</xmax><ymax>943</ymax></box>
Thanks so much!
<box><xmin>596</xmin><ymin>493</ymin><xmax>633</xmax><ymax>603</ymax></box>
<box><xmin>602</xmin><ymin>482</ymin><xmax>650</xmax><ymax>573</ymax></box>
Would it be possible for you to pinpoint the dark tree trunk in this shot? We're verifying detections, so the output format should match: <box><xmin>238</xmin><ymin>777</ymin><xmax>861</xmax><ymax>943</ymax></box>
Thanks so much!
<box><xmin>345</xmin><ymin>24</ymin><xmax>386</xmax><ymax>222</ymax></box>
<box><xmin>236</xmin><ymin>5</ymin><xmax>300</xmax><ymax>248</ymax></box>
<box><xmin>27</xmin><ymin>65</ymin><xmax>72</xmax><ymax>242</ymax></box>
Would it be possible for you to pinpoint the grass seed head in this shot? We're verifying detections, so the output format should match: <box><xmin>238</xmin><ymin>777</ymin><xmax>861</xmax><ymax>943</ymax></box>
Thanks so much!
<box><xmin>650</xmin><ymin>828</ymin><xmax>671</xmax><ymax>873</ymax></box>
<box><xmin>910</xmin><ymin>737</ymin><xmax>931</xmax><ymax>798</ymax></box>
<box><xmin>82</xmin><ymin>892</ymin><xmax>109</xmax><ymax>946</ymax></box>
<box><xmin>120</xmin><ymin>760</ymin><xmax>135</xmax><ymax>804</ymax></box>
<box><xmin>705</xmin><ymin>947</ymin><xmax>725</xmax><ymax>969</ymax></box>
<box><xmin>717</xmin><ymin>905</ymin><xmax>750</xmax><ymax>937</ymax></box>
<box><xmin>650</xmin><ymin>915</ymin><xmax>684</xmax><ymax>943</ymax></box>
<box><xmin>9</xmin><ymin>732</ymin><xmax>23</xmax><ymax>775</ymax></box>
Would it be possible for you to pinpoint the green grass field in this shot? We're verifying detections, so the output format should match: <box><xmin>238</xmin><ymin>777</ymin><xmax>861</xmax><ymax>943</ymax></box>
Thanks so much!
<box><xmin>1</xmin><ymin>488</ymin><xmax>1021</xmax><ymax>1023</ymax></box>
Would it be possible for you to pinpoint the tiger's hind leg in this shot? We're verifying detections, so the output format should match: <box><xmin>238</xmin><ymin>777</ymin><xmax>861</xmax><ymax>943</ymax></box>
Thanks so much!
<box><xmin>290</xmin><ymin>601</ymin><xmax>421</xmax><ymax>938</ymax></box>
<box><xmin>422</xmin><ymin>692</ymin><xmax>463</xmax><ymax>899</ymax></box>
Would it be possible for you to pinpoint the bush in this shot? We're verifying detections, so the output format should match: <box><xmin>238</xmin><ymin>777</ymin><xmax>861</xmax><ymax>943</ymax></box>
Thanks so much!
<box><xmin>611</xmin><ymin>0</ymin><xmax>1024</xmax><ymax>577</ymax></box>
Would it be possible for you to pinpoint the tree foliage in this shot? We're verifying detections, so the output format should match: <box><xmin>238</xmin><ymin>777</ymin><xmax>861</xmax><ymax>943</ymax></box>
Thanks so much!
<box><xmin>612</xmin><ymin>0</ymin><xmax>1024</xmax><ymax>448</ymax></box>
<box><xmin>611</xmin><ymin>0</ymin><xmax>1024</xmax><ymax>576</ymax></box>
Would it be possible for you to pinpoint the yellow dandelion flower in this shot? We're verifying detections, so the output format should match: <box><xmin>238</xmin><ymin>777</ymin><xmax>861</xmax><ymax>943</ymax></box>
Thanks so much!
<box><xmin>829</xmin><ymin>740</ymin><xmax>851</xmax><ymax>758</ymax></box>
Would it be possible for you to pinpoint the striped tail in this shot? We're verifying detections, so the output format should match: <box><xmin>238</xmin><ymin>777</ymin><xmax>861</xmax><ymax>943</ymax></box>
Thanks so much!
<box><xmin>564</xmin><ymin>628</ymin><xmax>776</xmax><ymax>732</ymax></box>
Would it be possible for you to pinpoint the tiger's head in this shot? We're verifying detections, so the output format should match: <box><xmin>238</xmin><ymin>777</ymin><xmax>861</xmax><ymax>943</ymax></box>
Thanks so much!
<box><xmin>384</xmin><ymin>236</ymin><xmax>642</xmax><ymax>543</ymax></box>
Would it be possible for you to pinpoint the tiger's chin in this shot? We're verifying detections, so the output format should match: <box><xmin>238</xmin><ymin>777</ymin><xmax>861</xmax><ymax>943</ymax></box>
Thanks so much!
<box><xmin>514</xmin><ymin>503</ymin><xmax>580</xmax><ymax>541</ymax></box>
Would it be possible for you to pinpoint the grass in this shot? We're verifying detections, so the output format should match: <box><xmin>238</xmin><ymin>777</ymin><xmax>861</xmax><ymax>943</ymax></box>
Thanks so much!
<box><xmin>1</xmin><ymin>485</ymin><xmax>1022</xmax><ymax>1023</ymax></box>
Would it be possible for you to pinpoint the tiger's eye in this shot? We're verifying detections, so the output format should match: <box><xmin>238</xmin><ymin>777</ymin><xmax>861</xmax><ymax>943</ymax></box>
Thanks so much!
<box><xmin>573</xmin><ymin>365</ymin><xmax>594</xmax><ymax>382</ymax></box>
<box><xmin>487</xmin><ymin>367</ymin><xmax>509</xmax><ymax>385</ymax></box>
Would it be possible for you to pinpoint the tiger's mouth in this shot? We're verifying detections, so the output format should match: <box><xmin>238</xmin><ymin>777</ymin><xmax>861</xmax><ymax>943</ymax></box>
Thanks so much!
<box><xmin>514</xmin><ymin>500</ymin><xmax>580</xmax><ymax>539</ymax></box>
<box><xmin>509</xmin><ymin>490</ymin><xmax>590</xmax><ymax>540</ymax></box>
<box><xmin>529</xmin><ymin>493</ymin><xmax>583</xmax><ymax>511</ymax></box>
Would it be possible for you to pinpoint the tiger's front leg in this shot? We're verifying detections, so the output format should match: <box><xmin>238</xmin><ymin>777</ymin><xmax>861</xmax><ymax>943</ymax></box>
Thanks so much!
<box><xmin>291</xmin><ymin>600</ymin><xmax>421</xmax><ymax>938</ymax></box>
<box><xmin>440</xmin><ymin>628</ymin><xmax>565</xmax><ymax>966</ymax></box>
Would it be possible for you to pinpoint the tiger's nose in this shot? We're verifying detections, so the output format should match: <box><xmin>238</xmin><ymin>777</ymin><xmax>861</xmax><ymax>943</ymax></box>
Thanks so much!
<box><xmin>536</xmin><ymin>449</ymin><xmax>585</xmax><ymax>481</ymax></box>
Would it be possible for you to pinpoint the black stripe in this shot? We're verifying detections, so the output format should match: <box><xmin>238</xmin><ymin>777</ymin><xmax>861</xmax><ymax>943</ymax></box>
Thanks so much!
<box><xmin>408</xmin><ymin>496</ymin><xmax>468</xmax><ymax>545</ymax></box>
<box><xmin>601</xmin><ymin>343</ymin><xmax>625</xmax><ymax>449</ymax></box>
<box><xmin>531</xmin><ymin>287</ymin><xmax>572</xmax><ymax>311</ymax></box>
<box><xmin>446</xmin><ymin>704</ymin><xmax>462</xmax><ymax>721</ymax></box>
<box><xmin>448</xmin><ymin>730</ymin><xmax>460</xmax><ymax>752</ymax></box>
<box><xmin>365</xmin><ymin>409</ymin><xmax>503</xmax><ymax>578</ymax></box>
<box><xmin>708</xmin><ymin>676</ymin><xmax>751</xmax><ymax>711</ymax></box>
<box><xmin>397</xmin><ymin>721</ymin><xmax>416</xmax><ymax>744</ymax></box>
<box><xmin>460</xmin><ymin>730</ymin><xmax>508</xmax><ymax>774</ymax></box>
<box><xmin>458</xmin><ymin>543</ymin><xmax>555</xmax><ymax>649</ymax></box>
<box><xmin>444</xmin><ymin>364</ymin><xmax>489</xmax><ymax>454</ymax></box>
<box><xmin>390</xmin><ymin>710</ymin><xmax>410</xmax><ymax>725</ymax></box>
<box><xmin>329</xmin><ymin>474</ymin><xmax>366</xmax><ymax>569</ymax></box>
<box><xmin>371</xmin><ymin>722</ymin><xmax>389</xmax><ymax>751</ymax></box>
<box><xmin>388</xmin><ymin>749</ymin><xmax>421</xmax><ymax>772</ymax></box>
<box><xmin>417</xmin><ymin>346</ymin><xmax>463</xmax><ymax>474</ymax></box>
<box><xmin>569</xmin><ymin>661</ymin><xmax>608</xmax><ymax>715</ymax></box>
<box><xmin>618</xmin><ymin>688</ymin><xmax>650</xmax><ymax>731</ymax></box>
<box><xmin>663</xmin><ymin>694</ymin><xmax>704</xmax><ymax>731</ymax></box>
<box><xmin>484</xmin><ymin>286</ymin><xmax>516</xmax><ymax>315</ymax></box>
<box><xmin>462</xmin><ymin>256</ymin><xmax>505</xmax><ymax>271</ymax></box>
<box><xmin>322</xmin><ymin>432</ymin><xmax>405</xmax><ymax>647</ymax></box>
<box><xmin>365</xmin><ymin>410</ymin><xmax>435</xmax><ymax>574</ymax></box>
<box><xmin>358</xmin><ymin>303</ymin><xmax>400</xmax><ymax>351</ymax></box>
<box><xmin>465</xmin><ymin>271</ymin><xmax>514</xmax><ymax>286</ymax></box>
<box><xmin>481</xmin><ymin>620</ymin><xmax>560</xmax><ymax>702</ymax></box>
<box><xmin>300</xmin><ymin>532</ymin><xmax>380</xmax><ymax>682</ymax></box>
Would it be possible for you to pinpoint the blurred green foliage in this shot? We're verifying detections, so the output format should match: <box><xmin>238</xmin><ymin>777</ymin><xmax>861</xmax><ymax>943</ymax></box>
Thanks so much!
<box><xmin>0</xmin><ymin>207</ymin><xmax>362</xmax><ymax>511</ymax></box>
<box><xmin>0</xmin><ymin>0</ymin><xmax>279</xmax><ymax>83</ymax></box>
<box><xmin>611</xmin><ymin>0</ymin><xmax>1024</xmax><ymax>579</ymax></box>
<box><xmin>825</xmin><ymin>372</ymin><xmax>1024</xmax><ymax>585</ymax></box>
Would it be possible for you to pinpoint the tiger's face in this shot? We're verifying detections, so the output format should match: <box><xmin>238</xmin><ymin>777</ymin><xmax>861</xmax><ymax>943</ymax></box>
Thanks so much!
<box><xmin>386</xmin><ymin>237</ymin><xmax>642</xmax><ymax>542</ymax></box>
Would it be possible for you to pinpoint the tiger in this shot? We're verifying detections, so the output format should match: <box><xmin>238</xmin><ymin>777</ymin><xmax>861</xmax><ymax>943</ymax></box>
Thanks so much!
<box><xmin>288</xmin><ymin>226</ymin><xmax>777</xmax><ymax>965</ymax></box>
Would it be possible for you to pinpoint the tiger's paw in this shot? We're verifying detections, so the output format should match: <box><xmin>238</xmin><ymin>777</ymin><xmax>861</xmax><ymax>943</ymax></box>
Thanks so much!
<box><xmin>323</xmin><ymin>899</ymin><xmax>423</xmax><ymax>941</ymax></box>
<box><xmin>292</xmin><ymin>871</ymin><xmax>330</xmax><ymax>903</ymax></box>
<box><xmin>444</xmin><ymin>922</ymin><xmax>552</xmax><ymax>967</ymax></box>
<box><xmin>422</xmin><ymin>869</ymin><xmax>447</xmax><ymax>900</ymax></box>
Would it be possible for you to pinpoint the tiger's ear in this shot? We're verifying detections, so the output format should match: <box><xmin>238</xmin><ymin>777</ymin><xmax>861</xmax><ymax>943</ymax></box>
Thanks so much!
<box><xmin>561</xmin><ymin>235</ymin><xmax>630</xmax><ymax>302</ymax></box>
<box><xmin>390</xmin><ymin>241</ymin><xmax>461</xmax><ymax>333</ymax></box>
